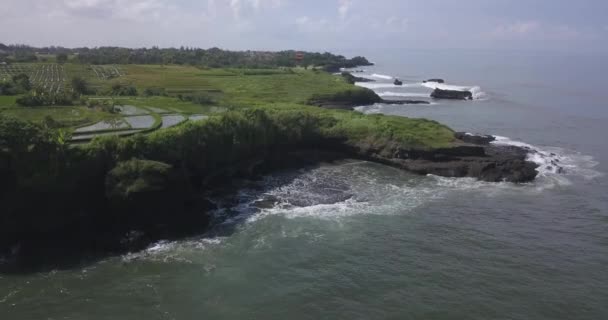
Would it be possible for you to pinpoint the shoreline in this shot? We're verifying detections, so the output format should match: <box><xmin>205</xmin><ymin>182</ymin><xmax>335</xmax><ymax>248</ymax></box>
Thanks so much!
<box><xmin>1</xmin><ymin>63</ymin><xmax>541</xmax><ymax>271</ymax></box>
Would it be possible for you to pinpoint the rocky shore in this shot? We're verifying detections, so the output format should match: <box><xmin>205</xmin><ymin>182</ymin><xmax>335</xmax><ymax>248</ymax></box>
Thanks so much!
<box><xmin>352</xmin><ymin>133</ymin><xmax>538</xmax><ymax>182</ymax></box>
<box><xmin>0</xmin><ymin>128</ymin><xmax>539</xmax><ymax>270</ymax></box>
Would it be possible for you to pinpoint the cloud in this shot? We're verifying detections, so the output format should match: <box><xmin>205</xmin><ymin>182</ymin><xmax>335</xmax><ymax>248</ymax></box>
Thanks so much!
<box><xmin>338</xmin><ymin>0</ymin><xmax>352</xmax><ymax>20</ymax></box>
<box><xmin>229</xmin><ymin>0</ymin><xmax>282</xmax><ymax>19</ymax></box>
<box><xmin>488</xmin><ymin>21</ymin><xmax>600</xmax><ymax>42</ymax></box>
<box><xmin>385</xmin><ymin>16</ymin><xmax>408</xmax><ymax>31</ymax></box>
<box><xmin>491</xmin><ymin>21</ymin><xmax>541</xmax><ymax>37</ymax></box>
<box><xmin>1</xmin><ymin>0</ymin><xmax>607</xmax><ymax>52</ymax></box>
<box><xmin>295</xmin><ymin>15</ymin><xmax>332</xmax><ymax>33</ymax></box>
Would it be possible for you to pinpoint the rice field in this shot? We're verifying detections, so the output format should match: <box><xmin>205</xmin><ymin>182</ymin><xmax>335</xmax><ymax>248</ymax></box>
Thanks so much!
<box><xmin>124</xmin><ymin>115</ymin><xmax>156</xmax><ymax>129</ymax></box>
<box><xmin>115</xmin><ymin>105</ymin><xmax>149</xmax><ymax>115</ymax></box>
<box><xmin>74</xmin><ymin>119</ymin><xmax>130</xmax><ymax>133</ymax></box>
<box><xmin>160</xmin><ymin>114</ymin><xmax>187</xmax><ymax>128</ymax></box>
<box><xmin>0</xmin><ymin>63</ymin><xmax>67</xmax><ymax>93</ymax></box>
<box><xmin>71</xmin><ymin>129</ymin><xmax>144</xmax><ymax>142</ymax></box>
<box><xmin>189</xmin><ymin>114</ymin><xmax>209</xmax><ymax>121</ymax></box>
<box><xmin>2</xmin><ymin>62</ymin><xmax>353</xmax><ymax>143</ymax></box>
<box><xmin>91</xmin><ymin>65</ymin><xmax>124</xmax><ymax>80</ymax></box>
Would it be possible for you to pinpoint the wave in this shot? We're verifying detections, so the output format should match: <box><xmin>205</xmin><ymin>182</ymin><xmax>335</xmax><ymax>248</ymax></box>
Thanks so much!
<box><xmin>121</xmin><ymin>237</ymin><xmax>225</xmax><ymax>264</ymax></box>
<box><xmin>355</xmin><ymin>82</ymin><xmax>420</xmax><ymax>89</ymax></box>
<box><xmin>371</xmin><ymin>73</ymin><xmax>393</xmax><ymax>80</ymax></box>
<box><xmin>355</xmin><ymin>79</ymin><xmax>487</xmax><ymax>100</ymax></box>
<box><xmin>491</xmin><ymin>135</ymin><xmax>603</xmax><ymax>188</ymax></box>
<box><xmin>378</xmin><ymin>91</ymin><xmax>430</xmax><ymax>98</ymax></box>
<box><xmin>421</xmin><ymin>82</ymin><xmax>487</xmax><ymax>100</ymax></box>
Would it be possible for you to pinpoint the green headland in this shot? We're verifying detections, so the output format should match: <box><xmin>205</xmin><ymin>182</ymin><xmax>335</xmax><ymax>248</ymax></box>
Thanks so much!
<box><xmin>0</xmin><ymin>46</ymin><xmax>535</xmax><ymax>265</ymax></box>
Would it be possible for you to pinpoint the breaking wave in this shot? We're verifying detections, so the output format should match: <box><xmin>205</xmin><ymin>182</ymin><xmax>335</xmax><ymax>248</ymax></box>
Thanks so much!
<box><xmin>421</xmin><ymin>82</ymin><xmax>487</xmax><ymax>100</ymax></box>
<box><xmin>353</xmin><ymin>72</ymin><xmax>488</xmax><ymax>100</ymax></box>
<box><xmin>378</xmin><ymin>91</ymin><xmax>431</xmax><ymax>98</ymax></box>
<box><xmin>355</xmin><ymin>82</ymin><xmax>419</xmax><ymax>89</ymax></box>
<box><xmin>371</xmin><ymin>73</ymin><xmax>393</xmax><ymax>80</ymax></box>
<box><xmin>491</xmin><ymin>135</ymin><xmax>603</xmax><ymax>188</ymax></box>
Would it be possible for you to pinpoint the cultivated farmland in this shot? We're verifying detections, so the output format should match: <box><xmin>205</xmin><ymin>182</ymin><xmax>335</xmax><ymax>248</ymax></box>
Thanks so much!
<box><xmin>1</xmin><ymin>63</ymin><xmax>67</xmax><ymax>93</ymax></box>
<box><xmin>91</xmin><ymin>65</ymin><xmax>124</xmax><ymax>80</ymax></box>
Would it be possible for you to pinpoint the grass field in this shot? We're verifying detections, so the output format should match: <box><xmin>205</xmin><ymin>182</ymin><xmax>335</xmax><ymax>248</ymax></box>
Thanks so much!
<box><xmin>0</xmin><ymin>62</ymin><xmax>381</xmax><ymax>142</ymax></box>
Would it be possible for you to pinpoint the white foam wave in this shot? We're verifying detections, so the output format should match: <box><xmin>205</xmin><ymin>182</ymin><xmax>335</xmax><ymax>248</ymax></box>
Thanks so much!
<box><xmin>371</xmin><ymin>73</ymin><xmax>393</xmax><ymax>80</ymax></box>
<box><xmin>249</xmin><ymin>198</ymin><xmax>367</xmax><ymax>222</ymax></box>
<box><xmin>355</xmin><ymin>82</ymin><xmax>420</xmax><ymax>89</ymax></box>
<box><xmin>121</xmin><ymin>237</ymin><xmax>225</xmax><ymax>263</ymax></box>
<box><xmin>422</xmin><ymin>82</ymin><xmax>487</xmax><ymax>100</ymax></box>
<box><xmin>491</xmin><ymin>135</ymin><xmax>603</xmax><ymax>188</ymax></box>
<box><xmin>378</xmin><ymin>91</ymin><xmax>430</xmax><ymax>98</ymax></box>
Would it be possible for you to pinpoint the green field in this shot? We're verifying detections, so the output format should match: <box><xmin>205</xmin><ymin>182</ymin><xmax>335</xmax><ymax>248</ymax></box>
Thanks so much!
<box><xmin>0</xmin><ymin>62</ymin><xmax>371</xmax><ymax>141</ymax></box>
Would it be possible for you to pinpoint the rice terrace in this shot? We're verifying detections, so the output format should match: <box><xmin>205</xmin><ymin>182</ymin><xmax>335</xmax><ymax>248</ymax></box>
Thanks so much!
<box><xmin>0</xmin><ymin>47</ymin><xmax>378</xmax><ymax>143</ymax></box>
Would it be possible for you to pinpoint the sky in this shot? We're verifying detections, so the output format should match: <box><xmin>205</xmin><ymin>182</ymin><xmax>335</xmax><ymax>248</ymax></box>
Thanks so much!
<box><xmin>1</xmin><ymin>0</ymin><xmax>607</xmax><ymax>53</ymax></box>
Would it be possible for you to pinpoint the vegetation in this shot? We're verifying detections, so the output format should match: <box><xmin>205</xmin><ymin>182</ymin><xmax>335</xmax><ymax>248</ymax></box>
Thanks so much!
<box><xmin>143</xmin><ymin>87</ymin><xmax>167</xmax><ymax>97</ymax></box>
<box><xmin>16</xmin><ymin>89</ymin><xmax>74</xmax><ymax>107</ymax></box>
<box><xmin>71</xmin><ymin>76</ymin><xmax>91</xmax><ymax>95</ymax></box>
<box><xmin>178</xmin><ymin>93</ymin><xmax>215</xmax><ymax>105</ymax></box>
<box><xmin>308</xmin><ymin>88</ymin><xmax>382</xmax><ymax>106</ymax></box>
<box><xmin>0</xmin><ymin>73</ymin><xmax>32</xmax><ymax>95</ymax></box>
<box><xmin>0</xmin><ymin>44</ymin><xmax>372</xmax><ymax>69</ymax></box>
<box><xmin>105</xmin><ymin>159</ymin><xmax>174</xmax><ymax>200</ymax></box>
<box><xmin>56</xmin><ymin>53</ymin><xmax>68</xmax><ymax>64</ymax></box>
<box><xmin>109</xmin><ymin>83</ymin><xmax>138</xmax><ymax>96</ymax></box>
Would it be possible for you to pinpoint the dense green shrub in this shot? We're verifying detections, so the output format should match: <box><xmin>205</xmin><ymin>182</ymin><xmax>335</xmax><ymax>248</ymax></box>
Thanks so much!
<box><xmin>71</xmin><ymin>76</ymin><xmax>92</xmax><ymax>95</ymax></box>
<box><xmin>109</xmin><ymin>83</ymin><xmax>138</xmax><ymax>96</ymax></box>
<box><xmin>105</xmin><ymin>159</ymin><xmax>174</xmax><ymax>200</ymax></box>
<box><xmin>143</xmin><ymin>87</ymin><xmax>167</xmax><ymax>97</ymax></box>
<box><xmin>177</xmin><ymin>93</ymin><xmax>215</xmax><ymax>105</ymax></box>
<box><xmin>308</xmin><ymin>88</ymin><xmax>381</xmax><ymax>105</ymax></box>
<box><xmin>16</xmin><ymin>90</ymin><xmax>73</xmax><ymax>107</ymax></box>
<box><xmin>0</xmin><ymin>73</ymin><xmax>32</xmax><ymax>95</ymax></box>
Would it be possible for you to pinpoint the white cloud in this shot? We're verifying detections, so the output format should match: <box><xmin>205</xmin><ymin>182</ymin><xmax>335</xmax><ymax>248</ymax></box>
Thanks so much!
<box><xmin>385</xmin><ymin>16</ymin><xmax>408</xmax><ymax>31</ymax></box>
<box><xmin>295</xmin><ymin>15</ymin><xmax>331</xmax><ymax>33</ymax></box>
<box><xmin>338</xmin><ymin>0</ymin><xmax>352</xmax><ymax>20</ymax></box>
<box><xmin>491</xmin><ymin>21</ymin><xmax>541</xmax><ymax>37</ymax></box>
<box><xmin>229</xmin><ymin>0</ymin><xmax>282</xmax><ymax>19</ymax></box>
<box><xmin>488</xmin><ymin>21</ymin><xmax>600</xmax><ymax>42</ymax></box>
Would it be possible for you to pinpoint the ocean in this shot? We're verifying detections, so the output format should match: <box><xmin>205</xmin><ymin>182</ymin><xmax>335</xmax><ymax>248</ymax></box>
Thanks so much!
<box><xmin>1</xmin><ymin>49</ymin><xmax>607</xmax><ymax>319</ymax></box>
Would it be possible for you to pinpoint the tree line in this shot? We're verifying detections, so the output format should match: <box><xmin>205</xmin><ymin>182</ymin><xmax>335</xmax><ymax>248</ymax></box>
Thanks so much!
<box><xmin>0</xmin><ymin>44</ymin><xmax>372</xmax><ymax>69</ymax></box>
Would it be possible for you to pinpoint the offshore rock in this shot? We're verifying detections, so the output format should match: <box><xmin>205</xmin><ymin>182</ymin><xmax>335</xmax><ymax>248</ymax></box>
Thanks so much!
<box><xmin>431</xmin><ymin>88</ymin><xmax>473</xmax><ymax>100</ymax></box>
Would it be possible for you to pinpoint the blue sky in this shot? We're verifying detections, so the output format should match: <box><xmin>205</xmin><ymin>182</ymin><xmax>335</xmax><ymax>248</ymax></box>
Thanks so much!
<box><xmin>1</xmin><ymin>0</ymin><xmax>607</xmax><ymax>53</ymax></box>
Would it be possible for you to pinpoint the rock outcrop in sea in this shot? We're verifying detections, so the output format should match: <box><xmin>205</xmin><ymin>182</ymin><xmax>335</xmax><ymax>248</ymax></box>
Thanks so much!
<box><xmin>341</xmin><ymin>132</ymin><xmax>538</xmax><ymax>183</ymax></box>
<box><xmin>341</xmin><ymin>72</ymin><xmax>375</xmax><ymax>84</ymax></box>
<box><xmin>431</xmin><ymin>88</ymin><xmax>473</xmax><ymax>100</ymax></box>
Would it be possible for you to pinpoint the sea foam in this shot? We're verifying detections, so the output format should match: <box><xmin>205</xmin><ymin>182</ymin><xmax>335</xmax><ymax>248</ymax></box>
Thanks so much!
<box><xmin>421</xmin><ymin>82</ymin><xmax>487</xmax><ymax>100</ymax></box>
<box><xmin>491</xmin><ymin>135</ymin><xmax>603</xmax><ymax>188</ymax></box>
<box><xmin>371</xmin><ymin>73</ymin><xmax>393</xmax><ymax>80</ymax></box>
<box><xmin>378</xmin><ymin>91</ymin><xmax>430</xmax><ymax>98</ymax></box>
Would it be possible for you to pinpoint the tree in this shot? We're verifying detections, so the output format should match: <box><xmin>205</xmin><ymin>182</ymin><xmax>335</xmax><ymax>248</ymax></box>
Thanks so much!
<box><xmin>56</xmin><ymin>53</ymin><xmax>68</xmax><ymax>64</ymax></box>
<box><xmin>0</xmin><ymin>115</ymin><xmax>46</xmax><ymax>155</ymax></box>
<box><xmin>12</xmin><ymin>73</ymin><xmax>32</xmax><ymax>92</ymax></box>
<box><xmin>71</xmin><ymin>76</ymin><xmax>89</xmax><ymax>95</ymax></box>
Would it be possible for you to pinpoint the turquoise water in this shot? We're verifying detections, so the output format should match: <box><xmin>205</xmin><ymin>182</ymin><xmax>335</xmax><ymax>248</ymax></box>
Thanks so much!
<box><xmin>1</xmin><ymin>50</ymin><xmax>607</xmax><ymax>319</ymax></box>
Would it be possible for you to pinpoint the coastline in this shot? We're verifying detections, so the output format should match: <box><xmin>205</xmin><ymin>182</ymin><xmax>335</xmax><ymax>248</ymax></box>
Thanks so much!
<box><xmin>0</xmin><ymin>62</ymin><xmax>540</xmax><ymax>270</ymax></box>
